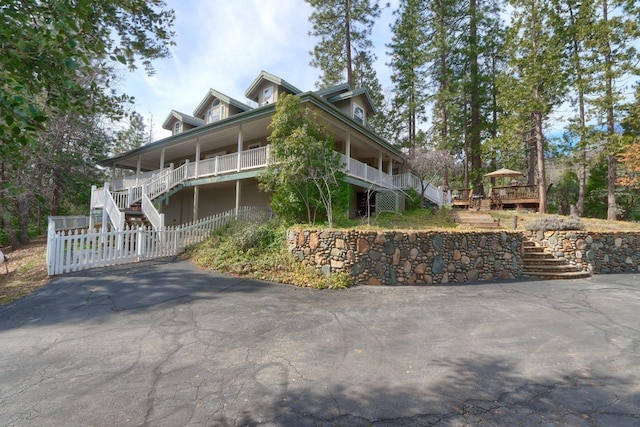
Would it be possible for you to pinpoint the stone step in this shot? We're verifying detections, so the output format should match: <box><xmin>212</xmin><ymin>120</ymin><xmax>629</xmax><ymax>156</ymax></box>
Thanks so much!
<box><xmin>524</xmin><ymin>264</ymin><xmax>583</xmax><ymax>272</ymax></box>
<box><xmin>523</xmin><ymin>252</ymin><xmax>558</xmax><ymax>260</ymax></box>
<box><xmin>523</xmin><ymin>257</ymin><xmax>570</xmax><ymax>265</ymax></box>
<box><xmin>524</xmin><ymin>270</ymin><xmax>592</xmax><ymax>280</ymax></box>
<box><xmin>523</xmin><ymin>247</ymin><xmax>545</xmax><ymax>253</ymax></box>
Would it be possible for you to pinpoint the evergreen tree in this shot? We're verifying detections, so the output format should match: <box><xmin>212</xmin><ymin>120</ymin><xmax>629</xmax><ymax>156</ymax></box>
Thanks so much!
<box><xmin>387</xmin><ymin>0</ymin><xmax>429</xmax><ymax>148</ymax></box>
<box><xmin>306</xmin><ymin>0</ymin><xmax>386</xmax><ymax>134</ymax></box>
<box><xmin>307</xmin><ymin>0</ymin><xmax>381</xmax><ymax>88</ymax></box>
<box><xmin>114</xmin><ymin>112</ymin><xmax>148</xmax><ymax>155</ymax></box>
<box><xmin>587</xmin><ymin>0</ymin><xmax>640</xmax><ymax>220</ymax></box>
<box><xmin>555</xmin><ymin>0</ymin><xmax>598</xmax><ymax>217</ymax></box>
<box><xmin>498</xmin><ymin>0</ymin><xmax>567</xmax><ymax>213</ymax></box>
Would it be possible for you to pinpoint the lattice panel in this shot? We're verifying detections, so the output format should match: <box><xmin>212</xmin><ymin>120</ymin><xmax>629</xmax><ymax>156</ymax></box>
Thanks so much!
<box><xmin>376</xmin><ymin>191</ymin><xmax>402</xmax><ymax>213</ymax></box>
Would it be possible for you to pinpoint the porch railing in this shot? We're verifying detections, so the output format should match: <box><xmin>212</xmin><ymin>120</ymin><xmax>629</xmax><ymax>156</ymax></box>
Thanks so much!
<box><xmin>93</xmin><ymin>145</ymin><xmax>450</xmax><ymax>231</ymax></box>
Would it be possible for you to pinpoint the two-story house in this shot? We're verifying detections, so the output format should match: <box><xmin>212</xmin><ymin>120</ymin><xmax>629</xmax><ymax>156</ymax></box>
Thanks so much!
<box><xmin>93</xmin><ymin>71</ymin><xmax>445</xmax><ymax>230</ymax></box>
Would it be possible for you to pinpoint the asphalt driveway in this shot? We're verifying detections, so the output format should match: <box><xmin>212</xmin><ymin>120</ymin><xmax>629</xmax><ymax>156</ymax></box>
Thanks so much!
<box><xmin>0</xmin><ymin>258</ymin><xmax>639</xmax><ymax>426</ymax></box>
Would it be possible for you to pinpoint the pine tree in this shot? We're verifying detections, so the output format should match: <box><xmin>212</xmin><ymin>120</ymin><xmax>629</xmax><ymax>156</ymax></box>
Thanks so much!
<box><xmin>387</xmin><ymin>0</ymin><xmax>429</xmax><ymax>148</ymax></box>
<box><xmin>306</xmin><ymin>0</ymin><xmax>387</xmax><ymax>134</ymax></box>
<box><xmin>307</xmin><ymin>0</ymin><xmax>381</xmax><ymax>89</ymax></box>
<box><xmin>556</xmin><ymin>0</ymin><xmax>598</xmax><ymax>217</ymax></box>
<box><xmin>498</xmin><ymin>0</ymin><xmax>567</xmax><ymax>213</ymax></box>
<box><xmin>587</xmin><ymin>0</ymin><xmax>640</xmax><ymax>220</ymax></box>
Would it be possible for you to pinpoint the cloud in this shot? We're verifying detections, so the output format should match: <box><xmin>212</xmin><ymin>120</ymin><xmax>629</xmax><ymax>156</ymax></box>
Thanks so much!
<box><xmin>120</xmin><ymin>0</ymin><xmax>395</xmax><ymax>141</ymax></box>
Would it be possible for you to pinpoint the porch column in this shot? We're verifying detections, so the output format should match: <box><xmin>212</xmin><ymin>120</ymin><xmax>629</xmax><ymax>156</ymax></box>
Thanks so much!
<box><xmin>111</xmin><ymin>165</ymin><xmax>116</xmax><ymax>183</ymax></box>
<box><xmin>237</xmin><ymin>126</ymin><xmax>243</xmax><ymax>172</ymax></box>
<box><xmin>194</xmin><ymin>141</ymin><xmax>201</xmax><ymax>178</ymax></box>
<box><xmin>193</xmin><ymin>186</ymin><xmax>199</xmax><ymax>221</ymax></box>
<box><xmin>160</xmin><ymin>148</ymin><xmax>166</xmax><ymax>170</ymax></box>
<box><xmin>388</xmin><ymin>158</ymin><xmax>393</xmax><ymax>175</ymax></box>
<box><xmin>135</xmin><ymin>156</ymin><xmax>142</xmax><ymax>185</ymax></box>
<box><xmin>235</xmin><ymin>180</ymin><xmax>242</xmax><ymax>218</ymax></box>
<box><xmin>345</xmin><ymin>132</ymin><xmax>351</xmax><ymax>171</ymax></box>
<box><xmin>378</xmin><ymin>151</ymin><xmax>383</xmax><ymax>171</ymax></box>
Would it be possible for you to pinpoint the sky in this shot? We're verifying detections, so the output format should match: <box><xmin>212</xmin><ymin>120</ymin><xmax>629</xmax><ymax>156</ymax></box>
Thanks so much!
<box><xmin>120</xmin><ymin>0</ymin><xmax>399</xmax><ymax>142</ymax></box>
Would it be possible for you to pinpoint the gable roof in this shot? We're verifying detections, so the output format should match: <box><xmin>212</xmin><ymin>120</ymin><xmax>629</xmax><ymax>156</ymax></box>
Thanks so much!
<box><xmin>327</xmin><ymin>87</ymin><xmax>378</xmax><ymax>115</ymax></box>
<box><xmin>193</xmin><ymin>88</ymin><xmax>252</xmax><ymax>118</ymax></box>
<box><xmin>245</xmin><ymin>70</ymin><xmax>302</xmax><ymax>102</ymax></box>
<box><xmin>314</xmin><ymin>82</ymin><xmax>352</xmax><ymax>99</ymax></box>
<box><xmin>162</xmin><ymin>110</ymin><xmax>205</xmax><ymax>130</ymax></box>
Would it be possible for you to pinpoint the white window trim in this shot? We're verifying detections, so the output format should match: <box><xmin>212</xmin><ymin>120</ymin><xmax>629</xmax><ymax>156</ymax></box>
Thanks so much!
<box><xmin>262</xmin><ymin>86</ymin><xmax>274</xmax><ymax>106</ymax></box>
<box><xmin>173</xmin><ymin>121</ymin><xmax>181</xmax><ymax>135</ymax></box>
<box><xmin>207</xmin><ymin>100</ymin><xmax>225</xmax><ymax>124</ymax></box>
<box><xmin>353</xmin><ymin>103</ymin><xmax>365</xmax><ymax>125</ymax></box>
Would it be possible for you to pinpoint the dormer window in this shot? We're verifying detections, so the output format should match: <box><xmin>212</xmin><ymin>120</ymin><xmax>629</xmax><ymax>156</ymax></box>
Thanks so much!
<box><xmin>262</xmin><ymin>86</ymin><xmax>273</xmax><ymax>106</ymax></box>
<box><xmin>173</xmin><ymin>121</ymin><xmax>181</xmax><ymax>135</ymax></box>
<box><xmin>353</xmin><ymin>103</ymin><xmax>365</xmax><ymax>125</ymax></box>
<box><xmin>207</xmin><ymin>99</ymin><xmax>225</xmax><ymax>123</ymax></box>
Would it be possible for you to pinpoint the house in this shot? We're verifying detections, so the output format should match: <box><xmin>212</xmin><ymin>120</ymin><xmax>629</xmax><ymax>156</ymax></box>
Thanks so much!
<box><xmin>93</xmin><ymin>71</ymin><xmax>447</xmax><ymax>231</ymax></box>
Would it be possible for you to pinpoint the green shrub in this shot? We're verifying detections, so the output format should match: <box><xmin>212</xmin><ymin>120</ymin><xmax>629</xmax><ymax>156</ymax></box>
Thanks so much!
<box><xmin>187</xmin><ymin>219</ymin><xmax>351</xmax><ymax>289</ymax></box>
<box><xmin>524</xmin><ymin>215</ymin><xmax>585</xmax><ymax>231</ymax></box>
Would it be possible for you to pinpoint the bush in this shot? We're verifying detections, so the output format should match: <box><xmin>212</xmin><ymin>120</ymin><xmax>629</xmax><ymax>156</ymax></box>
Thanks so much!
<box><xmin>524</xmin><ymin>215</ymin><xmax>585</xmax><ymax>231</ymax></box>
<box><xmin>187</xmin><ymin>219</ymin><xmax>351</xmax><ymax>289</ymax></box>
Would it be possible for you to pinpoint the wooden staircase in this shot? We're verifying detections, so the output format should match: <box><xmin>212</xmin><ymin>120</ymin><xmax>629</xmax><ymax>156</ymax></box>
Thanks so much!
<box><xmin>449</xmin><ymin>211</ymin><xmax>502</xmax><ymax>229</ymax></box>
<box><xmin>123</xmin><ymin>203</ymin><xmax>151</xmax><ymax>228</ymax></box>
<box><xmin>523</xmin><ymin>240</ymin><xmax>591</xmax><ymax>280</ymax></box>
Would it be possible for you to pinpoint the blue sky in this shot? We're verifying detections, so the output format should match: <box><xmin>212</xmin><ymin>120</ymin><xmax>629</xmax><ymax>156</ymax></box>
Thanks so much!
<box><xmin>120</xmin><ymin>0</ymin><xmax>398</xmax><ymax>141</ymax></box>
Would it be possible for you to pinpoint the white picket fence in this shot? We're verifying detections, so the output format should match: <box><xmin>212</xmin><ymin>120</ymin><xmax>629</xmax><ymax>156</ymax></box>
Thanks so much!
<box><xmin>46</xmin><ymin>206</ymin><xmax>273</xmax><ymax>276</ymax></box>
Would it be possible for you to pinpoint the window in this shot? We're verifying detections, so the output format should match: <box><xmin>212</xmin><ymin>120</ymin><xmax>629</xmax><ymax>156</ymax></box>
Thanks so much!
<box><xmin>207</xmin><ymin>100</ymin><xmax>224</xmax><ymax>123</ymax></box>
<box><xmin>353</xmin><ymin>104</ymin><xmax>365</xmax><ymax>125</ymax></box>
<box><xmin>173</xmin><ymin>121</ymin><xmax>181</xmax><ymax>135</ymax></box>
<box><xmin>262</xmin><ymin>86</ymin><xmax>273</xmax><ymax>106</ymax></box>
<box><xmin>247</xmin><ymin>143</ymin><xmax>261</xmax><ymax>150</ymax></box>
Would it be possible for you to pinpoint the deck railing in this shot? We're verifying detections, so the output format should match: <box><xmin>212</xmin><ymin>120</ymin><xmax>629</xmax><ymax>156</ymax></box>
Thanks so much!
<box><xmin>493</xmin><ymin>185</ymin><xmax>538</xmax><ymax>200</ymax></box>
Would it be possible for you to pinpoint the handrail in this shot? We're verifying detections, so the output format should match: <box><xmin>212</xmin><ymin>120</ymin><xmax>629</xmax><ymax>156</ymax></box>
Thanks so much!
<box><xmin>103</xmin><ymin>185</ymin><xmax>125</xmax><ymax>231</ymax></box>
<box><xmin>142</xmin><ymin>192</ymin><xmax>164</xmax><ymax>230</ymax></box>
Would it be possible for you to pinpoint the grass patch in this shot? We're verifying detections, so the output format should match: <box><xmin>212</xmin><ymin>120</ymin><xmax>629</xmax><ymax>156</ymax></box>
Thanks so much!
<box><xmin>332</xmin><ymin>207</ymin><xmax>458</xmax><ymax>230</ymax></box>
<box><xmin>0</xmin><ymin>237</ymin><xmax>49</xmax><ymax>306</ymax></box>
<box><xmin>489</xmin><ymin>210</ymin><xmax>640</xmax><ymax>232</ymax></box>
<box><xmin>186</xmin><ymin>219</ymin><xmax>351</xmax><ymax>289</ymax></box>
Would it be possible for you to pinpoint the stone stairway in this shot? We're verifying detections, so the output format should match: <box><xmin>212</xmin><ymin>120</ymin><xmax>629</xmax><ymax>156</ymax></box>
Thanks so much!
<box><xmin>449</xmin><ymin>211</ymin><xmax>502</xmax><ymax>229</ymax></box>
<box><xmin>523</xmin><ymin>240</ymin><xmax>591</xmax><ymax>280</ymax></box>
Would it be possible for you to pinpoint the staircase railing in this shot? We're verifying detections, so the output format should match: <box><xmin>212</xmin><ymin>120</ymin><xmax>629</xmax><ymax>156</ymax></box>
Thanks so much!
<box><xmin>142</xmin><ymin>191</ymin><xmax>164</xmax><ymax>230</ymax></box>
<box><xmin>103</xmin><ymin>183</ymin><xmax>125</xmax><ymax>232</ymax></box>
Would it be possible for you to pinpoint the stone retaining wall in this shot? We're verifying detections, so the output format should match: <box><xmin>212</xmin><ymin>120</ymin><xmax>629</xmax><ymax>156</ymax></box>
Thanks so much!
<box><xmin>287</xmin><ymin>230</ymin><xmax>524</xmax><ymax>285</ymax></box>
<box><xmin>525</xmin><ymin>230</ymin><xmax>640</xmax><ymax>274</ymax></box>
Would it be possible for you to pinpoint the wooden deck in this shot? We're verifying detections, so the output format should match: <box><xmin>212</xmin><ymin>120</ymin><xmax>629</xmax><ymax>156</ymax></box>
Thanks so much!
<box><xmin>451</xmin><ymin>185</ymin><xmax>540</xmax><ymax>211</ymax></box>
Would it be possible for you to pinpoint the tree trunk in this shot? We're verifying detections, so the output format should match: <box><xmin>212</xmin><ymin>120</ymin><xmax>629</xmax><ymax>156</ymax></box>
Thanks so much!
<box><xmin>603</xmin><ymin>0</ymin><xmax>617</xmax><ymax>221</ymax></box>
<box><xmin>534</xmin><ymin>110</ymin><xmax>547</xmax><ymax>213</ymax></box>
<box><xmin>568</xmin><ymin>1</ymin><xmax>587</xmax><ymax>217</ymax></box>
<box><xmin>345</xmin><ymin>0</ymin><xmax>353</xmax><ymax>88</ymax></box>
<box><xmin>469</xmin><ymin>0</ymin><xmax>483</xmax><ymax>195</ymax></box>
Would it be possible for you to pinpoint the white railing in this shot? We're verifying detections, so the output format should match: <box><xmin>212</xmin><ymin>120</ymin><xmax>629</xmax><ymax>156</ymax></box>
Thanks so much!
<box><xmin>97</xmin><ymin>145</ymin><xmax>449</xmax><ymax>228</ymax></box>
<box><xmin>112</xmin><ymin>190</ymin><xmax>129</xmax><ymax>209</ymax></box>
<box><xmin>142</xmin><ymin>192</ymin><xmax>164</xmax><ymax>230</ymax></box>
<box><xmin>103</xmin><ymin>184</ymin><xmax>125</xmax><ymax>231</ymax></box>
<box><xmin>46</xmin><ymin>207</ymin><xmax>273</xmax><ymax>275</ymax></box>
<box><xmin>112</xmin><ymin>170</ymin><xmax>166</xmax><ymax>191</ymax></box>
<box><xmin>217</xmin><ymin>152</ymin><xmax>239</xmax><ymax>174</ymax></box>
<box><xmin>240</xmin><ymin>146</ymin><xmax>269</xmax><ymax>170</ymax></box>
<box><xmin>91</xmin><ymin>185</ymin><xmax>105</xmax><ymax>209</ymax></box>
